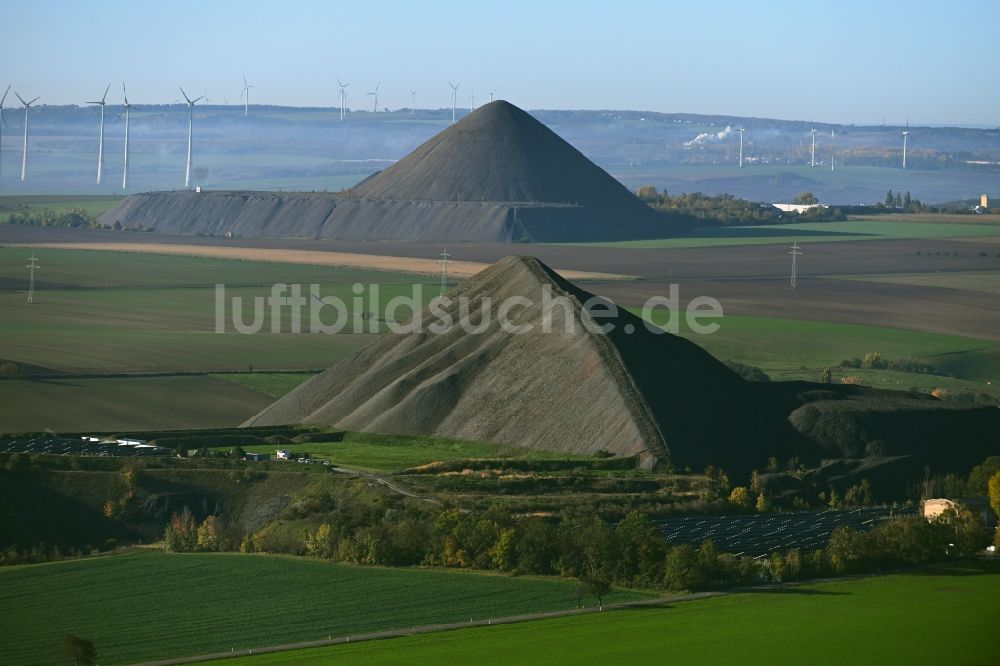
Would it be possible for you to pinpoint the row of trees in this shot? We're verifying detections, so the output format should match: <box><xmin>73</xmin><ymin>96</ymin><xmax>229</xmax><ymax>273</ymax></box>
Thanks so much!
<box><xmin>636</xmin><ymin>187</ymin><xmax>846</xmax><ymax>224</ymax></box>
<box><xmin>4</xmin><ymin>207</ymin><xmax>101</xmax><ymax>228</ymax></box>
<box><xmin>636</xmin><ymin>188</ymin><xmax>781</xmax><ymax>225</ymax></box>
<box><xmin>282</xmin><ymin>500</ymin><xmax>991</xmax><ymax>594</ymax></box>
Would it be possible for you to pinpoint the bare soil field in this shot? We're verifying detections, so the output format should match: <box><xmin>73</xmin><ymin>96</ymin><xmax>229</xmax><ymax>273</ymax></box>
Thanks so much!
<box><xmin>594</xmin><ymin>277</ymin><xmax>1000</xmax><ymax>342</ymax></box>
<box><xmin>1</xmin><ymin>236</ymin><xmax>633</xmax><ymax>282</ymax></box>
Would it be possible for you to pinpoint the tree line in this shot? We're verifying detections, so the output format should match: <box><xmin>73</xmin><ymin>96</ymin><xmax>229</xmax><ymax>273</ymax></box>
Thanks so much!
<box><xmin>636</xmin><ymin>187</ymin><xmax>845</xmax><ymax>225</ymax></box>
<box><xmin>164</xmin><ymin>488</ymin><xmax>996</xmax><ymax>596</ymax></box>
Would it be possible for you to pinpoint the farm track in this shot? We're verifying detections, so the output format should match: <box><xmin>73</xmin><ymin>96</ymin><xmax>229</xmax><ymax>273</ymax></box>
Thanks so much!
<box><xmin>1</xmin><ymin>239</ymin><xmax>635</xmax><ymax>282</ymax></box>
<box><xmin>128</xmin><ymin>590</ymin><xmax>723</xmax><ymax>666</ymax></box>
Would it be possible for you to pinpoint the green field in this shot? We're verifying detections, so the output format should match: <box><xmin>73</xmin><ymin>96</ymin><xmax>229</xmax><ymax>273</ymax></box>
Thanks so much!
<box><xmin>0</xmin><ymin>247</ymin><xmax>434</xmax><ymax>431</ymax></box>
<box><xmin>0</xmin><ymin>195</ymin><xmax>124</xmax><ymax>221</ymax></box>
<box><xmin>0</xmin><ymin>552</ymin><xmax>648</xmax><ymax>666</ymax></box>
<box><xmin>231</xmin><ymin>431</ymin><xmax>593</xmax><ymax>472</ymax></box>
<box><xmin>217</xmin><ymin>372</ymin><xmax>316</xmax><ymax>398</ymax></box>
<box><xmin>643</xmin><ymin>310</ymin><xmax>1000</xmax><ymax>390</ymax></box>
<box><xmin>215</xmin><ymin>561</ymin><xmax>1000</xmax><ymax>666</ymax></box>
<box><xmin>0</xmin><ymin>375</ymin><xmax>275</xmax><ymax>432</ymax></box>
<box><xmin>564</xmin><ymin>219</ymin><xmax>1000</xmax><ymax>249</ymax></box>
<box><xmin>0</xmin><ymin>247</ymin><xmax>433</xmax><ymax>373</ymax></box>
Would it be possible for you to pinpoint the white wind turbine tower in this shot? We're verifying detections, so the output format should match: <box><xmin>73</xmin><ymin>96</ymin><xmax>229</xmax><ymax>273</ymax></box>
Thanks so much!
<box><xmin>448</xmin><ymin>82</ymin><xmax>460</xmax><ymax>124</ymax></box>
<box><xmin>0</xmin><ymin>85</ymin><xmax>10</xmax><ymax>185</ymax></box>
<box><xmin>338</xmin><ymin>79</ymin><xmax>349</xmax><ymax>120</ymax></box>
<box><xmin>830</xmin><ymin>128</ymin><xmax>836</xmax><ymax>172</ymax></box>
<box><xmin>902</xmin><ymin>120</ymin><xmax>909</xmax><ymax>169</ymax></box>
<box><xmin>121</xmin><ymin>83</ymin><xmax>138</xmax><ymax>190</ymax></box>
<box><xmin>88</xmin><ymin>82</ymin><xmax>112</xmax><ymax>185</ymax></box>
<box><xmin>367</xmin><ymin>81</ymin><xmax>380</xmax><ymax>113</ymax></box>
<box><xmin>179</xmin><ymin>87</ymin><xmax>203</xmax><ymax>189</ymax></box>
<box><xmin>241</xmin><ymin>75</ymin><xmax>253</xmax><ymax>117</ymax></box>
<box><xmin>737</xmin><ymin>127</ymin><xmax>745</xmax><ymax>168</ymax></box>
<box><xmin>810</xmin><ymin>127</ymin><xmax>817</xmax><ymax>167</ymax></box>
<box><xmin>410</xmin><ymin>90</ymin><xmax>416</xmax><ymax>117</ymax></box>
<box><xmin>15</xmin><ymin>92</ymin><xmax>40</xmax><ymax>182</ymax></box>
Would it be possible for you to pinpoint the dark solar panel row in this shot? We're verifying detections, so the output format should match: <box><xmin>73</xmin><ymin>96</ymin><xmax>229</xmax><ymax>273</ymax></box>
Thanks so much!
<box><xmin>0</xmin><ymin>438</ymin><xmax>173</xmax><ymax>458</ymax></box>
<box><xmin>652</xmin><ymin>507</ymin><xmax>918</xmax><ymax>557</ymax></box>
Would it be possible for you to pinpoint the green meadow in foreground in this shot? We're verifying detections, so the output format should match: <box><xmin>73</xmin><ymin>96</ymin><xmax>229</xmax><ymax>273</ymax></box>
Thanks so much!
<box><xmin>0</xmin><ymin>552</ymin><xmax>647</xmax><ymax>666</ymax></box>
<box><xmin>217</xmin><ymin>561</ymin><xmax>1000</xmax><ymax>666</ymax></box>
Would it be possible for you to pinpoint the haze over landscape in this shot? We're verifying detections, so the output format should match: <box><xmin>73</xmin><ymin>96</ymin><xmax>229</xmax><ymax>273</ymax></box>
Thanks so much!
<box><xmin>1</xmin><ymin>2</ymin><xmax>999</xmax><ymax>665</ymax></box>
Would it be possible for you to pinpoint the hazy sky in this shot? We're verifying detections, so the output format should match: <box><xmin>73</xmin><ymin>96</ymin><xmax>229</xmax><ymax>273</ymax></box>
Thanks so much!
<box><xmin>6</xmin><ymin>0</ymin><xmax>999</xmax><ymax>125</ymax></box>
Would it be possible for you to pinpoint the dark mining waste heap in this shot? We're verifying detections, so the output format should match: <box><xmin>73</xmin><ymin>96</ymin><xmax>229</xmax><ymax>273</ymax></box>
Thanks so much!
<box><xmin>244</xmin><ymin>256</ymin><xmax>744</xmax><ymax>469</ymax></box>
<box><xmin>100</xmin><ymin>101</ymin><xmax>667</xmax><ymax>242</ymax></box>
<box><xmin>246</xmin><ymin>256</ymin><xmax>1000</xmax><ymax>474</ymax></box>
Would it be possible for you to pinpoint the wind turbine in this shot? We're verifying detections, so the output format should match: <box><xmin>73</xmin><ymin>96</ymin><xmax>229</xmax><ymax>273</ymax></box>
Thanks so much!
<box><xmin>241</xmin><ymin>75</ymin><xmax>253</xmax><ymax>117</ymax></box>
<box><xmin>810</xmin><ymin>127</ymin><xmax>817</xmax><ymax>167</ymax></box>
<box><xmin>121</xmin><ymin>83</ymin><xmax>138</xmax><ymax>190</ymax></box>
<box><xmin>410</xmin><ymin>90</ymin><xmax>416</xmax><ymax>117</ymax></box>
<box><xmin>367</xmin><ymin>81</ymin><xmax>380</xmax><ymax>113</ymax></box>
<box><xmin>87</xmin><ymin>82</ymin><xmax>112</xmax><ymax>185</ymax></box>
<box><xmin>470</xmin><ymin>88</ymin><xmax>475</xmax><ymax>111</ymax></box>
<box><xmin>490</xmin><ymin>89</ymin><xmax>496</xmax><ymax>103</ymax></box>
<box><xmin>738</xmin><ymin>127</ymin><xmax>745</xmax><ymax>168</ymax></box>
<box><xmin>179</xmin><ymin>87</ymin><xmax>203</xmax><ymax>189</ymax></box>
<box><xmin>0</xmin><ymin>85</ymin><xmax>10</xmax><ymax>185</ymax></box>
<box><xmin>15</xmin><ymin>92</ymin><xmax>40</xmax><ymax>181</ymax></box>
<box><xmin>337</xmin><ymin>79</ymin><xmax>349</xmax><ymax>120</ymax></box>
<box><xmin>448</xmin><ymin>82</ymin><xmax>460</xmax><ymax>124</ymax></box>
<box><xmin>902</xmin><ymin>120</ymin><xmax>909</xmax><ymax>169</ymax></box>
<box><xmin>830</xmin><ymin>128</ymin><xmax>836</xmax><ymax>172</ymax></box>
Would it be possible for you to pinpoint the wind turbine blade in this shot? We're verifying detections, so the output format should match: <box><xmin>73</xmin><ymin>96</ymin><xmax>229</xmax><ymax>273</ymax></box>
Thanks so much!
<box><xmin>123</xmin><ymin>82</ymin><xmax>129</xmax><ymax>106</ymax></box>
<box><xmin>1</xmin><ymin>84</ymin><xmax>10</xmax><ymax>107</ymax></box>
<box><xmin>27</xmin><ymin>97</ymin><xmax>39</xmax><ymax>106</ymax></box>
<box><xmin>243</xmin><ymin>74</ymin><xmax>248</xmax><ymax>87</ymax></box>
<box><xmin>193</xmin><ymin>96</ymin><xmax>203</xmax><ymax>104</ymax></box>
<box><xmin>179</xmin><ymin>87</ymin><xmax>192</xmax><ymax>104</ymax></box>
<box><xmin>15</xmin><ymin>91</ymin><xmax>27</xmax><ymax>105</ymax></box>
<box><xmin>102</xmin><ymin>82</ymin><xmax>112</xmax><ymax>103</ymax></box>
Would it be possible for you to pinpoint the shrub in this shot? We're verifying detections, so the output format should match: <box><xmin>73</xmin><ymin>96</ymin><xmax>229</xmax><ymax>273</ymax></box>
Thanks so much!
<box><xmin>723</xmin><ymin>360</ymin><xmax>770</xmax><ymax>382</ymax></box>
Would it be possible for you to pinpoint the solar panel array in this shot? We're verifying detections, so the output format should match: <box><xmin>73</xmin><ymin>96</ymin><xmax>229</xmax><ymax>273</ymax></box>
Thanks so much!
<box><xmin>0</xmin><ymin>437</ymin><xmax>173</xmax><ymax>458</ymax></box>
<box><xmin>652</xmin><ymin>507</ymin><xmax>918</xmax><ymax>557</ymax></box>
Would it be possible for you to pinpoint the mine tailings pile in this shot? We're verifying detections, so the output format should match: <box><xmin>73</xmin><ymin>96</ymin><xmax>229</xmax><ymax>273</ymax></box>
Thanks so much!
<box><xmin>245</xmin><ymin>255</ymin><xmax>1000</xmax><ymax>474</ymax></box>
<box><xmin>100</xmin><ymin>101</ymin><xmax>669</xmax><ymax>243</ymax></box>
